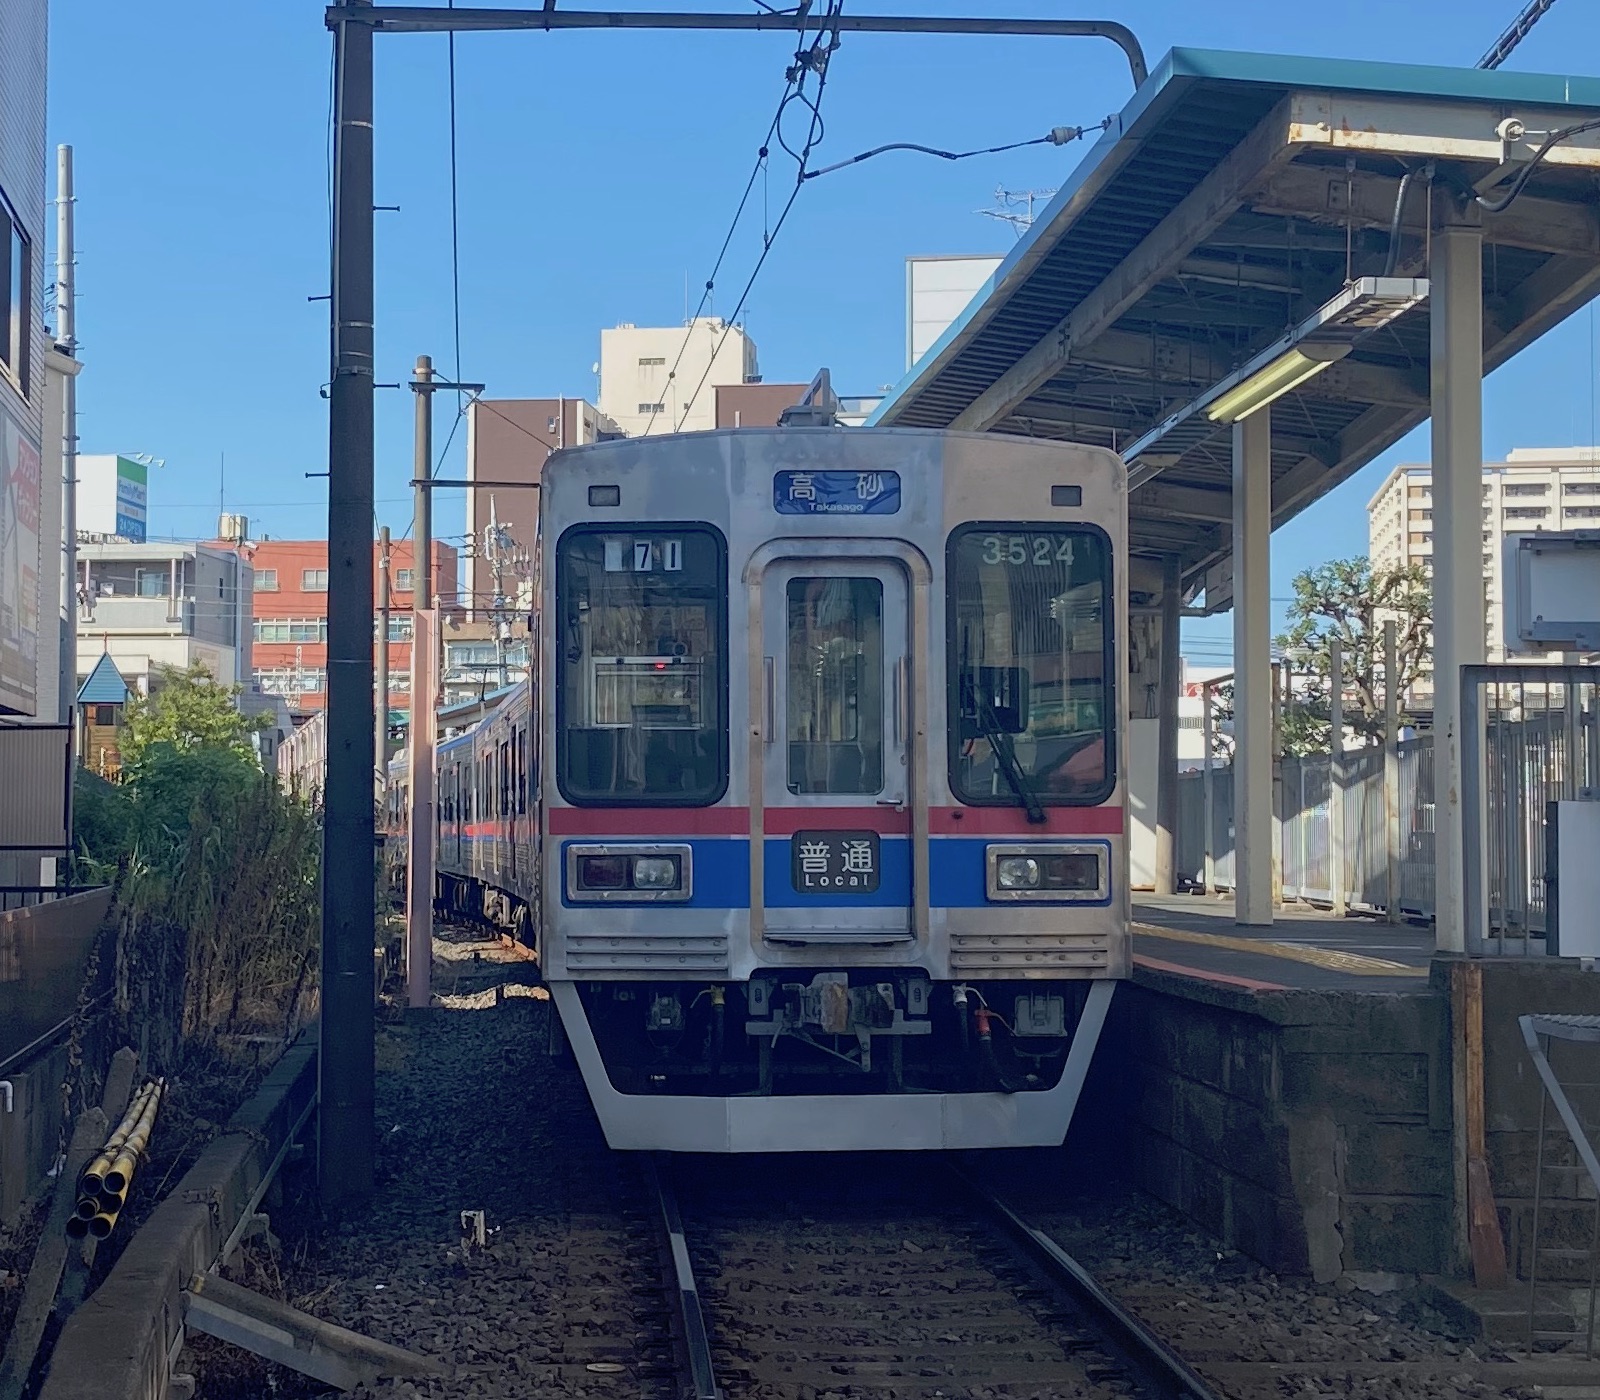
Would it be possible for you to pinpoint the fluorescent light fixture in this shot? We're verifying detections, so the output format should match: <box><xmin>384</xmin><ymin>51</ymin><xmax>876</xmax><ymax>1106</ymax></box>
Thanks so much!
<box><xmin>1122</xmin><ymin>276</ymin><xmax>1430</xmax><ymax>485</ymax></box>
<box><xmin>1205</xmin><ymin>343</ymin><xmax>1351</xmax><ymax>425</ymax></box>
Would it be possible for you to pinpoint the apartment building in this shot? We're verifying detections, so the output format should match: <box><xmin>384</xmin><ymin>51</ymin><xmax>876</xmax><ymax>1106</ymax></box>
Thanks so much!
<box><xmin>75</xmin><ymin>540</ymin><xmax>253</xmax><ymax>693</ymax></box>
<box><xmin>1368</xmin><ymin>447</ymin><xmax>1600</xmax><ymax>693</ymax></box>
<box><xmin>237</xmin><ymin>536</ymin><xmax>458</xmax><ymax>718</ymax></box>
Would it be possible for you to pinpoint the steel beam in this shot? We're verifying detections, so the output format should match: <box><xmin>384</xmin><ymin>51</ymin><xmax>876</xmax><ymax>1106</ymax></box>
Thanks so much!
<box><xmin>337</xmin><ymin>6</ymin><xmax>1148</xmax><ymax>86</ymax></box>
<box><xmin>1431</xmin><ymin>221</ymin><xmax>1486</xmax><ymax>955</ymax></box>
<box><xmin>950</xmin><ymin>97</ymin><xmax>1306</xmax><ymax>434</ymax></box>
<box><xmin>1285</xmin><ymin>90</ymin><xmax>1600</xmax><ymax>173</ymax></box>
<box><xmin>1253</xmin><ymin>165</ymin><xmax>1600</xmax><ymax>259</ymax></box>
<box><xmin>1073</xmin><ymin>326</ymin><xmax>1427</xmax><ymax>406</ymax></box>
<box><xmin>1132</xmin><ymin>483</ymin><xmax>1233</xmax><ymax>523</ymax></box>
<box><xmin>1233</xmin><ymin>410</ymin><xmax>1274</xmax><ymax>927</ymax></box>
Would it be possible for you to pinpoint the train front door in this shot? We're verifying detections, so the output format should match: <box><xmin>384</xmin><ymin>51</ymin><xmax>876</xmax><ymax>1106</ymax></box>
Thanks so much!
<box><xmin>759</xmin><ymin>559</ymin><xmax>913</xmax><ymax>940</ymax></box>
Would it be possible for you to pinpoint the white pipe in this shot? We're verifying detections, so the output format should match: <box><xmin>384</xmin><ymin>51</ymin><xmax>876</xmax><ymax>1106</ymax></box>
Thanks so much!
<box><xmin>0</xmin><ymin>1081</ymin><xmax>14</xmax><ymax>1113</ymax></box>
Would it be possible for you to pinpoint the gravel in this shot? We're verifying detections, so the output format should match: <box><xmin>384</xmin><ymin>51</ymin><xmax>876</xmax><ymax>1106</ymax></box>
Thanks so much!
<box><xmin>187</xmin><ymin>928</ymin><xmax>671</xmax><ymax>1399</ymax></box>
<box><xmin>1027</xmin><ymin>1189</ymin><xmax>1531</xmax><ymax>1400</ymax></box>
<box><xmin>180</xmin><ymin>935</ymin><xmax>1592</xmax><ymax>1400</ymax></box>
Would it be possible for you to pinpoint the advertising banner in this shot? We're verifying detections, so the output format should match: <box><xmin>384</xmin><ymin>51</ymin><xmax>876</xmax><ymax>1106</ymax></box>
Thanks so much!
<box><xmin>0</xmin><ymin>403</ymin><xmax>42</xmax><ymax>715</ymax></box>
<box><xmin>114</xmin><ymin>456</ymin><xmax>147</xmax><ymax>540</ymax></box>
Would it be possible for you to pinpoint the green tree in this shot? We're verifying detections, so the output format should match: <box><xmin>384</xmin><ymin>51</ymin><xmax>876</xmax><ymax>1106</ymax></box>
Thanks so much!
<box><xmin>119</xmin><ymin>662</ymin><xmax>269</xmax><ymax>772</ymax></box>
<box><xmin>1274</xmin><ymin>557</ymin><xmax>1431</xmax><ymax>756</ymax></box>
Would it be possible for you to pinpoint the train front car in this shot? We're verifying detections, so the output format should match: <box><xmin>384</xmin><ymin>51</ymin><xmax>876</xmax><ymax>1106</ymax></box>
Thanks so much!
<box><xmin>540</xmin><ymin>427</ymin><xmax>1128</xmax><ymax>1152</ymax></box>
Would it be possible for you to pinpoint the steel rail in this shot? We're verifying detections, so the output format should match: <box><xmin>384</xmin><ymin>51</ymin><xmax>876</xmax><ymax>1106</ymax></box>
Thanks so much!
<box><xmin>646</xmin><ymin>1155</ymin><xmax>722</xmax><ymax>1400</ymax></box>
<box><xmin>331</xmin><ymin>7</ymin><xmax>1149</xmax><ymax>88</ymax></box>
<box><xmin>957</xmin><ymin>1169</ymin><xmax>1224</xmax><ymax>1400</ymax></box>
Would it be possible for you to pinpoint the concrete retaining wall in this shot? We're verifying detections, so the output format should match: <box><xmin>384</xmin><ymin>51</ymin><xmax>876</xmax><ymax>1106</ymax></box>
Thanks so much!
<box><xmin>1111</xmin><ymin>968</ymin><xmax>1453</xmax><ymax>1281</ymax></box>
<box><xmin>1474</xmin><ymin>958</ymin><xmax>1600</xmax><ymax>1282</ymax></box>
<box><xmin>38</xmin><ymin>1032</ymin><xmax>318</xmax><ymax>1400</ymax></box>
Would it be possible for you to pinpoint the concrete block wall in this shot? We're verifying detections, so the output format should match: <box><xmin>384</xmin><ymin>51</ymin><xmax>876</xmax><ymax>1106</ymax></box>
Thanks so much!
<box><xmin>1112</xmin><ymin>969</ymin><xmax>1452</xmax><ymax>1281</ymax></box>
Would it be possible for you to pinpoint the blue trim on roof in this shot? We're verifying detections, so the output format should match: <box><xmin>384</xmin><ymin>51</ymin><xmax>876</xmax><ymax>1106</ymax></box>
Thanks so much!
<box><xmin>77</xmin><ymin>654</ymin><xmax>130</xmax><ymax>705</ymax></box>
<box><xmin>1163</xmin><ymin>47</ymin><xmax>1600</xmax><ymax>107</ymax></box>
<box><xmin>868</xmin><ymin>45</ymin><xmax>1600</xmax><ymax>428</ymax></box>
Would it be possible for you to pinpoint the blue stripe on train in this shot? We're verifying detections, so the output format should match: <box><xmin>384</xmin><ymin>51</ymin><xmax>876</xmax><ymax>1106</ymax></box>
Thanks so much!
<box><xmin>554</xmin><ymin>837</ymin><xmax>1113</xmax><ymax>910</ymax></box>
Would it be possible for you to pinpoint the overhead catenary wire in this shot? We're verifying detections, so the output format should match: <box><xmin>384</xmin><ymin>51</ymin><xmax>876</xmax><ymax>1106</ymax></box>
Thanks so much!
<box><xmin>801</xmin><ymin>120</ymin><xmax>1111</xmax><ymax>181</ymax></box>
<box><xmin>671</xmin><ymin>2</ymin><xmax>845</xmax><ymax>433</ymax></box>
<box><xmin>640</xmin><ymin>38</ymin><xmax>817</xmax><ymax>438</ymax></box>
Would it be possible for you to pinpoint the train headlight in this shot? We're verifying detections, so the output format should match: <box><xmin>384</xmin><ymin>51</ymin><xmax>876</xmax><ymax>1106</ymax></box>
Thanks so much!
<box><xmin>986</xmin><ymin>844</ymin><xmax>1108</xmax><ymax>902</ymax></box>
<box><xmin>566</xmin><ymin>845</ymin><xmax>693</xmax><ymax>902</ymax></box>
<box><xmin>631</xmin><ymin>856</ymin><xmax>680</xmax><ymax>890</ymax></box>
<box><xmin>575</xmin><ymin>855</ymin><xmax>629</xmax><ymax>890</ymax></box>
<box><xmin>996</xmin><ymin>856</ymin><xmax>1041</xmax><ymax>890</ymax></box>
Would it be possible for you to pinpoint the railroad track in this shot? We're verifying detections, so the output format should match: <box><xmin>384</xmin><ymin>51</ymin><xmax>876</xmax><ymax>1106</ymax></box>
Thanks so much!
<box><xmin>647</xmin><ymin>1155</ymin><xmax>1220</xmax><ymax>1400</ymax></box>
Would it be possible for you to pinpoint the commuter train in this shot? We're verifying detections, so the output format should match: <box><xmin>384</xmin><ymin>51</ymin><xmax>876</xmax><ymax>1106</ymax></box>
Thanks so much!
<box><xmin>384</xmin><ymin>425</ymin><xmax>1129</xmax><ymax>1152</ymax></box>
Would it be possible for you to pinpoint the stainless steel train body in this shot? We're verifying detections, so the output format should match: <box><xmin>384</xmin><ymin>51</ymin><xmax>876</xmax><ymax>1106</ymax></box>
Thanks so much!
<box><xmin>537</xmin><ymin>427</ymin><xmax>1128</xmax><ymax>1152</ymax></box>
<box><xmin>383</xmin><ymin>684</ymin><xmax>539</xmax><ymax>937</ymax></box>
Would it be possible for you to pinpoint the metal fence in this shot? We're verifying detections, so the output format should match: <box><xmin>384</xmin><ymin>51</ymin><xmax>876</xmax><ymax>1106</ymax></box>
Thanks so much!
<box><xmin>1177</xmin><ymin>738</ymin><xmax>1437</xmax><ymax>921</ymax></box>
<box><xmin>1179</xmin><ymin>668</ymin><xmax>1600</xmax><ymax>953</ymax></box>
<box><xmin>1463</xmin><ymin>665</ymin><xmax>1600</xmax><ymax>955</ymax></box>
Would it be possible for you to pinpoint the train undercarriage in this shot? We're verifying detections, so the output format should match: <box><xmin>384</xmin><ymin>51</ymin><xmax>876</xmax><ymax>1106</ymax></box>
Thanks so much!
<box><xmin>551</xmin><ymin>975</ymin><xmax>1116</xmax><ymax>1153</ymax></box>
<box><xmin>568</xmin><ymin>971</ymin><xmax>1103</xmax><ymax>1098</ymax></box>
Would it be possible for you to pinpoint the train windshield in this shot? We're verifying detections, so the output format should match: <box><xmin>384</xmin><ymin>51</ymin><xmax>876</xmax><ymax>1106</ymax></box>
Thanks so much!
<box><xmin>948</xmin><ymin>525</ymin><xmax>1113</xmax><ymax>806</ymax></box>
<box><xmin>556</xmin><ymin>525</ymin><xmax>726</xmax><ymax>805</ymax></box>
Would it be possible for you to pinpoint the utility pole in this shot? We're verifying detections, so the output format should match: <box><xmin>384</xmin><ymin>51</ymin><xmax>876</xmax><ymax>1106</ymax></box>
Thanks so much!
<box><xmin>320</xmin><ymin>0</ymin><xmax>376</xmax><ymax>1209</ymax></box>
<box><xmin>56</xmin><ymin>146</ymin><xmax>77</xmax><ymax>728</ymax></box>
<box><xmin>376</xmin><ymin>525</ymin><xmax>390</xmax><ymax>783</ymax></box>
<box><xmin>408</xmin><ymin>355</ymin><xmax>436</xmax><ymax>1012</ymax></box>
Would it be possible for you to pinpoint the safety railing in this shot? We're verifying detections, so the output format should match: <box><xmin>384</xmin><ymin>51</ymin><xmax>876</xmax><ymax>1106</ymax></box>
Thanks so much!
<box><xmin>1462</xmin><ymin>665</ymin><xmax>1599</xmax><ymax>956</ymax></box>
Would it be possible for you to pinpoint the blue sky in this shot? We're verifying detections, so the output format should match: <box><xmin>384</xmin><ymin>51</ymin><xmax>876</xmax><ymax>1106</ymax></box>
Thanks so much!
<box><xmin>45</xmin><ymin>1</ymin><xmax>1600</xmax><ymax>661</ymax></box>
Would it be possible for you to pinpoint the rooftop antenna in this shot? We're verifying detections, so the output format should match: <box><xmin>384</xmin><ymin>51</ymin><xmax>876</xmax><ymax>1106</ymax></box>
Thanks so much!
<box><xmin>976</xmin><ymin>185</ymin><xmax>1058</xmax><ymax>238</ymax></box>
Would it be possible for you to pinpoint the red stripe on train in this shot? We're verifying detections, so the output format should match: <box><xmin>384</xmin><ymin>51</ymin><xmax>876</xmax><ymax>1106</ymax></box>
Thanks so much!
<box><xmin>545</xmin><ymin>806</ymin><xmax>1123</xmax><ymax>837</ymax></box>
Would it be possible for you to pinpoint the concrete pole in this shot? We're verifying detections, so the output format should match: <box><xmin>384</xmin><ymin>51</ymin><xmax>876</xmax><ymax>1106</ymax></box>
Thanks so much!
<box><xmin>1154</xmin><ymin>555</ymin><xmax>1182</xmax><ymax>895</ymax></box>
<box><xmin>1233</xmin><ymin>410</ymin><xmax>1274</xmax><ymax>926</ymax></box>
<box><xmin>376</xmin><ymin>526</ymin><xmax>390</xmax><ymax>784</ymax></box>
<box><xmin>320</xmin><ymin>0</ymin><xmax>376</xmax><ymax>1208</ymax></box>
<box><xmin>1329</xmin><ymin>634</ymin><xmax>1346</xmax><ymax>917</ymax></box>
<box><xmin>406</xmin><ymin>356</ymin><xmax>436</xmax><ymax>1010</ymax></box>
<box><xmin>1431</xmin><ymin>221</ymin><xmax>1486</xmax><ymax>955</ymax></box>
<box><xmin>1384</xmin><ymin>619</ymin><xmax>1401</xmax><ymax>924</ymax></box>
<box><xmin>56</xmin><ymin>146</ymin><xmax>77</xmax><ymax>727</ymax></box>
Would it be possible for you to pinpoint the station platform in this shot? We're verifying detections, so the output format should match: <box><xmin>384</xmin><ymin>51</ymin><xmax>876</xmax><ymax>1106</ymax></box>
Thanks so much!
<box><xmin>1132</xmin><ymin>893</ymin><xmax>1433</xmax><ymax>993</ymax></box>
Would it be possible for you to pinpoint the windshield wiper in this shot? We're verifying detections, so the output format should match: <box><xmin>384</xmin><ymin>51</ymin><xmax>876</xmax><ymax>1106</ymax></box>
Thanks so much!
<box><xmin>974</xmin><ymin>694</ymin><xmax>1046</xmax><ymax>825</ymax></box>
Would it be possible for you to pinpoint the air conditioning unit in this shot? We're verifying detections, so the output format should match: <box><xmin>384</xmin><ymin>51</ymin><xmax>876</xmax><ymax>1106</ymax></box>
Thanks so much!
<box><xmin>218</xmin><ymin>513</ymin><xmax>250</xmax><ymax>542</ymax></box>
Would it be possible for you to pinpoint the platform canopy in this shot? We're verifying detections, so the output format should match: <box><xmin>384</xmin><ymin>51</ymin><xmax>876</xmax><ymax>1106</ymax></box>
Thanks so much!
<box><xmin>869</xmin><ymin>48</ymin><xmax>1600</xmax><ymax>609</ymax></box>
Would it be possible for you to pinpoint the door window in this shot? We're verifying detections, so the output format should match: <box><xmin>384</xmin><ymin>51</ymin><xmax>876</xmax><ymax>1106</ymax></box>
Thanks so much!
<box><xmin>785</xmin><ymin>577</ymin><xmax>884</xmax><ymax>795</ymax></box>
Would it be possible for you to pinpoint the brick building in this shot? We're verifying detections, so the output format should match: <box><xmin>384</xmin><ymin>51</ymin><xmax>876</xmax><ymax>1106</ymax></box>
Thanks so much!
<box><xmin>230</xmin><ymin>538</ymin><xmax>458</xmax><ymax>718</ymax></box>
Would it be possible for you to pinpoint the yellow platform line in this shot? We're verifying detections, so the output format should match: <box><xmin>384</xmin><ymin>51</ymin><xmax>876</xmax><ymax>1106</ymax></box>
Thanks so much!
<box><xmin>1133</xmin><ymin>922</ymin><xmax>1429</xmax><ymax>977</ymax></box>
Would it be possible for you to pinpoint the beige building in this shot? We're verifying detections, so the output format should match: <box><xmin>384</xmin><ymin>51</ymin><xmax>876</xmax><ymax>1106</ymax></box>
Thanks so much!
<box><xmin>1368</xmin><ymin>446</ymin><xmax>1600</xmax><ymax>692</ymax></box>
<box><xmin>598</xmin><ymin>318</ymin><xmax>759</xmax><ymax>437</ymax></box>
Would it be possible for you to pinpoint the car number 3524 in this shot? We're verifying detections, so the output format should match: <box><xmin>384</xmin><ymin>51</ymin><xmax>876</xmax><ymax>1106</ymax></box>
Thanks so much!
<box><xmin>979</xmin><ymin>535</ymin><xmax>1075</xmax><ymax>567</ymax></box>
